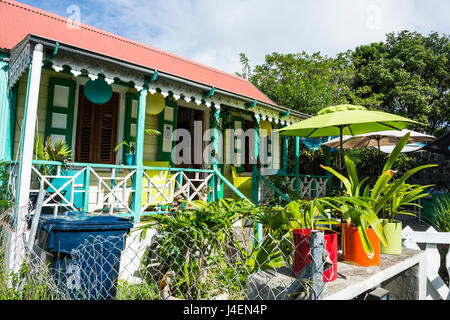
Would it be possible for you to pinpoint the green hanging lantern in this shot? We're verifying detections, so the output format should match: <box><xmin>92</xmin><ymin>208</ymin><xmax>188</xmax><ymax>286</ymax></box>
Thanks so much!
<box><xmin>84</xmin><ymin>76</ymin><xmax>113</xmax><ymax>104</ymax></box>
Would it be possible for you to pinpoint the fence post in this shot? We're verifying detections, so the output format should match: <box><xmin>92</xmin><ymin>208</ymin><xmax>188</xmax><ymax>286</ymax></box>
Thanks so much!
<box><xmin>309</xmin><ymin>230</ymin><xmax>324</xmax><ymax>300</ymax></box>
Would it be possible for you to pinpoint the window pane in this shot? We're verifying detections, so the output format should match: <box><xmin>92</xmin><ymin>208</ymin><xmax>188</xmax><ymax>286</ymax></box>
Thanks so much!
<box><xmin>53</xmin><ymin>85</ymin><xmax>70</xmax><ymax>108</ymax></box>
<box><xmin>131</xmin><ymin>100</ymin><xmax>138</xmax><ymax>118</ymax></box>
<box><xmin>51</xmin><ymin>113</ymin><xmax>67</xmax><ymax>129</ymax></box>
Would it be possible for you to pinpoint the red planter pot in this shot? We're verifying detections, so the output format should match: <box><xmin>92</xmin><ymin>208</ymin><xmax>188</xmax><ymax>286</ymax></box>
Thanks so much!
<box><xmin>293</xmin><ymin>228</ymin><xmax>338</xmax><ymax>282</ymax></box>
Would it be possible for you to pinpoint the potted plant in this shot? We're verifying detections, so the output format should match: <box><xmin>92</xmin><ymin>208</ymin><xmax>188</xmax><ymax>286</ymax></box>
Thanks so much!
<box><xmin>33</xmin><ymin>135</ymin><xmax>72</xmax><ymax>176</ymax></box>
<box><xmin>321</xmin><ymin>133</ymin><xmax>436</xmax><ymax>266</ymax></box>
<box><xmin>379</xmin><ymin>183</ymin><xmax>430</xmax><ymax>254</ymax></box>
<box><xmin>32</xmin><ymin>135</ymin><xmax>73</xmax><ymax>212</ymax></box>
<box><xmin>254</xmin><ymin>198</ymin><xmax>340</xmax><ymax>282</ymax></box>
<box><xmin>115</xmin><ymin>136</ymin><xmax>136</xmax><ymax>165</ymax></box>
<box><xmin>287</xmin><ymin>199</ymin><xmax>340</xmax><ymax>282</ymax></box>
<box><xmin>115</xmin><ymin>130</ymin><xmax>160</xmax><ymax>166</ymax></box>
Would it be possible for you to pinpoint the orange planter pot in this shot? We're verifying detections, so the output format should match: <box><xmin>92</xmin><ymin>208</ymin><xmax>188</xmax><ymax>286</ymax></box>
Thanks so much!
<box><xmin>342</xmin><ymin>224</ymin><xmax>380</xmax><ymax>267</ymax></box>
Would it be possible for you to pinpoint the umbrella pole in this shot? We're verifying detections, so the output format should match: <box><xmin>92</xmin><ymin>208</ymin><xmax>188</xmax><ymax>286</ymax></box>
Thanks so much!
<box><xmin>377</xmin><ymin>138</ymin><xmax>382</xmax><ymax>174</ymax></box>
<box><xmin>339</xmin><ymin>126</ymin><xmax>344</xmax><ymax>170</ymax></box>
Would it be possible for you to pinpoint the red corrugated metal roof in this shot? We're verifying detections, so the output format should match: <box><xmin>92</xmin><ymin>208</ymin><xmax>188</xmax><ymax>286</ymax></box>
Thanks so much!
<box><xmin>0</xmin><ymin>0</ymin><xmax>277</xmax><ymax>105</ymax></box>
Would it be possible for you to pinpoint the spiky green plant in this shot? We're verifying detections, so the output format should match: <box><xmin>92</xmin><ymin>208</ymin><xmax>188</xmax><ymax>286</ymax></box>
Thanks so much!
<box><xmin>434</xmin><ymin>194</ymin><xmax>450</xmax><ymax>232</ymax></box>
<box><xmin>321</xmin><ymin>132</ymin><xmax>437</xmax><ymax>256</ymax></box>
<box><xmin>33</xmin><ymin>135</ymin><xmax>72</xmax><ymax>175</ymax></box>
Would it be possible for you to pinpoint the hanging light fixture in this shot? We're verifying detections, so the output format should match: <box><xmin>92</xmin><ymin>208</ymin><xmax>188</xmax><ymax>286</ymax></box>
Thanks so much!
<box><xmin>84</xmin><ymin>75</ymin><xmax>113</xmax><ymax>104</ymax></box>
<box><xmin>146</xmin><ymin>92</ymin><xmax>166</xmax><ymax>115</ymax></box>
<box><xmin>259</xmin><ymin>120</ymin><xmax>272</xmax><ymax>137</ymax></box>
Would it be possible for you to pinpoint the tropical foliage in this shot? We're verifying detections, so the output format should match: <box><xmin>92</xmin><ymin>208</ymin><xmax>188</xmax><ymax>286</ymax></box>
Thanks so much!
<box><xmin>115</xmin><ymin>130</ymin><xmax>160</xmax><ymax>155</ymax></box>
<box><xmin>433</xmin><ymin>194</ymin><xmax>450</xmax><ymax>233</ymax></box>
<box><xmin>321</xmin><ymin>133</ymin><xmax>437</xmax><ymax>255</ymax></box>
<box><xmin>239</xmin><ymin>30</ymin><xmax>450</xmax><ymax>136</ymax></box>
<box><xmin>114</xmin><ymin>136</ymin><xmax>136</xmax><ymax>154</ymax></box>
<box><xmin>0</xmin><ymin>161</ymin><xmax>10</xmax><ymax>209</ymax></box>
<box><xmin>138</xmin><ymin>198</ymin><xmax>261</xmax><ymax>299</ymax></box>
<box><xmin>33</xmin><ymin>135</ymin><xmax>71</xmax><ymax>175</ymax></box>
<box><xmin>380</xmin><ymin>183</ymin><xmax>431</xmax><ymax>223</ymax></box>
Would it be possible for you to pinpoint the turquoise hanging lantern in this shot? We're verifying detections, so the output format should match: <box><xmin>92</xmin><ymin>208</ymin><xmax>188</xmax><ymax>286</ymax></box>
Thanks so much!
<box><xmin>84</xmin><ymin>75</ymin><xmax>113</xmax><ymax>104</ymax></box>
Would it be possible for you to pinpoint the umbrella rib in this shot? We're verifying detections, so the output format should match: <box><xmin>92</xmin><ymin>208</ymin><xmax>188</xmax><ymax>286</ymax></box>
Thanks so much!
<box><xmin>348</xmin><ymin>125</ymin><xmax>354</xmax><ymax>136</ymax></box>
<box><xmin>305</xmin><ymin>128</ymin><xmax>318</xmax><ymax>138</ymax></box>
<box><xmin>376</xmin><ymin>122</ymin><xmax>402</xmax><ymax>131</ymax></box>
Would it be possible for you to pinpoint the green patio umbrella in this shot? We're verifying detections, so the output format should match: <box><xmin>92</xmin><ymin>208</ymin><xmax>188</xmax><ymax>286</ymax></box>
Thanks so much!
<box><xmin>278</xmin><ymin>104</ymin><xmax>420</xmax><ymax>168</ymax></box>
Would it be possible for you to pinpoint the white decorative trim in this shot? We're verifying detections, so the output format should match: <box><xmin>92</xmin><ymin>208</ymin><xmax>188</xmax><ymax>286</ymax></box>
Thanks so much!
<box><xmin>87</xmin><ymin>74</ymin><xmax>98</xmax><ymax>81</ymax></box>
<box><xmin>51</xmin><ymin>50</ymin><xmax>146</xmax><ymax>88</ymax></box>
<box><xmin>8</xmin><ymin>43</ymin><xmax>31</xmax><ymax>89</ymax></box>
<box><xmin>47</xmin><ymin>50</ymin><xmax>303</xmax><ymax>123</ymax></box>
<box><xmin>52</xmin><ymin>65</ymin><xmax>64</xmax><ymax>73</ymax></box>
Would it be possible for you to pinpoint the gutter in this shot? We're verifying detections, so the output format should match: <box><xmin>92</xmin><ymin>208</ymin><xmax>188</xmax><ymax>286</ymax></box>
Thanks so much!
<box><xmin>24</xmin><ymin>34</ymin><xmax>310</xmax><ymax>119</ymax></box>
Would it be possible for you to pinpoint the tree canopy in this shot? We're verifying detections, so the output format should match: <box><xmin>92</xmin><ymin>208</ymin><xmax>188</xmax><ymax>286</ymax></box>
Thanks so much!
<box><xmin>238</xmin><ymin>31</ymin><xmax>450</xmax><ymax>136</ymax></box>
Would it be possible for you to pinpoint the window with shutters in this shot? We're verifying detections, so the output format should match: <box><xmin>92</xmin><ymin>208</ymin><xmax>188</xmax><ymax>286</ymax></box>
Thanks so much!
<box><xmin>75</xmin><ymin>86</ymin><xmax>119</xmax><ymax>164</ymax></box>
<box><xmin>45</xmin><ymin>77</ymin><xmax>76</xmax><ymax>149</ymax></box>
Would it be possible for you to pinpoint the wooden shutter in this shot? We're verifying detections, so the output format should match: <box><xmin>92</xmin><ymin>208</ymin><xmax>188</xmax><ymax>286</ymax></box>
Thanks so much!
<box><xmin>76</xmin><ymin>89</ymin><xmax>95</xmax><ymax>163</ymax></box>
<box><xmin>97</xmin><ymin>93</ymin><xmax>119</xmax><ymax>163</ymax></box>
<box><xmin>123</xmin><ymin>92</ymin><xmax>139</xmax><ymax>161</ymax></box>
<box><xmin>45</xmin><ymin>77</ymin><xmax>76</xmax><ymax>149</ymax></box>
<box><xmin>157</xmin><ymin>99</ymin><xmax>178</xmax><ymax>164</ymax></box>
<box><xmin>75</xmin><ymin>86</ymin><xmax>119</xmax><ymax>164</ymax></box>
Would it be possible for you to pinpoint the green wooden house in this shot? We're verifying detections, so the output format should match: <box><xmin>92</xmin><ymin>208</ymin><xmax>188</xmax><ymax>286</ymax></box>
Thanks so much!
<box><xmin>0</xmin><ymin>1</ymin><xmax>330</xmax><ymax>226</ymax></box>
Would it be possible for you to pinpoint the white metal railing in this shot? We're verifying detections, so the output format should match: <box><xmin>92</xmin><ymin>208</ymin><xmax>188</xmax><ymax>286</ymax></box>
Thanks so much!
<box><xmin>402</xmin><ymin>225</ymin><xmax>450</xmax><ymax>300</ymax></box>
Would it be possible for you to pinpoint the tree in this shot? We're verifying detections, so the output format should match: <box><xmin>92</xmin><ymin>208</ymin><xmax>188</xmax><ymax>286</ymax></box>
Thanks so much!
<box><xmin>351</xmin><ymin>31</ymin><xmax>450</xmax><ymax>136</ymax></box>
<box><xmin>241</xmin><ymin>51</ymin><xmax>381</xmax><ymax>116</ymax></box>
<box><xmin>235</xmin><ymin>52</ymin><xmax>252</xmax><ymax>80</ymax></box>
<box><xmin>238</xmin><ymin>31</ymin><xmax>449</xmax><ymax>135</ymax></box>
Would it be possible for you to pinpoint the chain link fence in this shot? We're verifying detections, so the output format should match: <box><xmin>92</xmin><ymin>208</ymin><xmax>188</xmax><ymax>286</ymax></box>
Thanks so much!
<box><xmin>0</xmin><ymin>206</ymin><xmax>333</xmax><ymax>300</ymax></box>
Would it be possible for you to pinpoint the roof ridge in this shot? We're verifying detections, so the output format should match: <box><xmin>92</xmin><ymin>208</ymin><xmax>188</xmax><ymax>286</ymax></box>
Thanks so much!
<box><xmin>4</xmin><ymin>0</ymin><xmax>253</xmax><ymax>87</ymax></box>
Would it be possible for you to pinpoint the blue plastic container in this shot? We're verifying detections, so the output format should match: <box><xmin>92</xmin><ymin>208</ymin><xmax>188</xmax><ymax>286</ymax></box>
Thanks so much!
<box><xmin>35</xmin><ymin>211</ymin><xmax>133</xmax><ymax>300</ymax></box>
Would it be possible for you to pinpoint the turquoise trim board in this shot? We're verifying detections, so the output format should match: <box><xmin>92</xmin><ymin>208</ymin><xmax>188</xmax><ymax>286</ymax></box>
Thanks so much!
<box><xmin>131</xmin><ymin>87</ymin><xmax>148</xmax><ymax>222</ymax></box>
<box><xmin>0</xmin><ymin>53</ymin><xmax>11</xmax><ymax>161</ymax></box>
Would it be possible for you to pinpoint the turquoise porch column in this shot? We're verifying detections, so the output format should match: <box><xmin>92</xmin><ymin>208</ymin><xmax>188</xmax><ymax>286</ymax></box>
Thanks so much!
<box><xmin>280</xmin><ymin>124</ymin><xmax>288</xmax><ymax>172</ymax></box>
<box><xmin>294</xmin><ymin>137</ymin><xmax>300</xmax><ymax>194</ymax></box>
<box><xmin>131</xmin><ymin>86</ymin><xmax>148</xmax><ymax>222</ymax></box>
<box><xmin>0</xmin><ymin>53</ymin><xmax>12</xmax><ymax>161</ymax></box>
<box><xmin>211</xmin><ymin>104</ymin><xmax>222</xmax><ymax>201</ymax></box>
<box><xmin>251</xmin><ymin>114</ymin><xmax>262</xmax><ymax>246</ymax></box>
<box><xmin>251</xmin><ymin>114</ymin><xmax>260</xmax><ymax>205</ymax></box>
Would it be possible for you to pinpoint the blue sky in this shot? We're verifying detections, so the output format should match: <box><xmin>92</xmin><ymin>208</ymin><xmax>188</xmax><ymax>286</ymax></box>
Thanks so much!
<box><xmin>19</xmin><ymin>0</ymin><xmax>450</xmax><ymax>75</ymax></box>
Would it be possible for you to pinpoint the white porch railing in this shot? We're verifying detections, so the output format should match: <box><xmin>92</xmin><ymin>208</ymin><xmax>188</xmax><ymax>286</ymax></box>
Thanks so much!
<box><xmin>402</xmin><ymin>225</ymin><xmax>450</xmax><ymax>300</ymax></box>
<box><xmin>140</xmin><ymin>166</ymin><xmax>214</xmax><ymax>213</ymax></box>
<box><xmin>6</xmin><ymin>160</ymin><xmax>217</xmax><ymax>220</ymax></box>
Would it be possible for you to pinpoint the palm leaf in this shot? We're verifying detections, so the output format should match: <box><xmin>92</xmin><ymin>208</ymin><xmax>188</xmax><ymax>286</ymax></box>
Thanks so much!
<box><xmin>382</xmin><ymin>132</ymin><xmax>410</xmax><ymax>173</ymax></box>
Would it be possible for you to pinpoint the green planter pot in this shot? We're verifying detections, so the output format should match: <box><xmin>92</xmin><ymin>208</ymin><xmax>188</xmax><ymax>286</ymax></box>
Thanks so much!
<box><xmin>380</xmin><ymin>219</ymin><xmax>402</xmax><ymax>255</ymax></box>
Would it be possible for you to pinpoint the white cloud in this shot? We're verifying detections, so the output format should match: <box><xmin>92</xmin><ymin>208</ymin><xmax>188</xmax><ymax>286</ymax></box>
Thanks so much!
<box><xmin>23</xmin><ymin>0</ymin><xmax>450</xmax><ymax>74</ymax></box>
